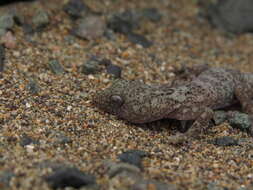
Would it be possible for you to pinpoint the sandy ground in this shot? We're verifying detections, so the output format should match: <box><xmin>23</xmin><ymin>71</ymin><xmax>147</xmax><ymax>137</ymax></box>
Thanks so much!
<box><xmin>0</xmin><ymin>0</ymin><xmax>253</xmax><ymax>189</ymax></box>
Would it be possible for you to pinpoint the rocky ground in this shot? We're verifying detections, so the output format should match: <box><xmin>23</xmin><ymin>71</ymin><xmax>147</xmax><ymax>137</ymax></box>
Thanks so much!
<box><xmin>0</xmin><ymin>0</ymin><xmax>253</xmax><ymax>190</ymax></box>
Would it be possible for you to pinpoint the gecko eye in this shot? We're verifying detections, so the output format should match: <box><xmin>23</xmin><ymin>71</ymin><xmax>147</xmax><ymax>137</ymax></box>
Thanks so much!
<box><xmin>110</xmin><ymin>95</ymin><xmax>124</xmax><ymax>107</ymax></box>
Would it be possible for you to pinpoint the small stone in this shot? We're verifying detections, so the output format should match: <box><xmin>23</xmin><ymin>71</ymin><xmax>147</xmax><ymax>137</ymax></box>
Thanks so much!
<box><xmin>104</xmin><ymin>161</ymin><xmax>141</xmax><ymax>178</ymax></box>
<box><xmin>106</xmin><ymin>64</ymin><xmax>122</xmax><ymax>78</ymax></box>
<box><xmin>1</xmin><ymin>31</ymin><xmax>16</xmax><ymax>49</ymax></box>
<box><xmin>141</xmin><ymin>8</ymin><xmax>162</xmax><ymax>22</ymax></box>
<box><xmin>131</xmin><ymin>179</ymin><xmax>178</xmax><ymax>190</ymax></box>
<box><xmin>63</xmin><ymin>0</ymin><xmax>92</xmax><ymax>19</ymax></box>
<box><xmin>107</xmin><ymin>10</ymin><xmax>141</xmax><ymax>34</ymax></box>
<box><xmin>227</xmin><ymin>111</ymin><xmax>252</xmax><ymax>132</ymax></box>
<box><xmin>0</xmin><ymin>28</ymin><xmax>6</xmax><ymax>37</ymax></box>
<box><xmin>0</xmin><ymin>12</ymin><xmax>15</xmax><ymax>32</ymax></box>
<box><xmin>118</xmin><ymin>150</ymin><xmax>148</xmax><ymax>168</ymax></box>
<box><xmin>45</xmin><ymin>167</ymin><xmax>96</xmax><ymax>189</ymax></box>
<box><xmin>103</xmin><ymin>29</ymin><xmax>116</xmax><ymax>41</ymax></box>
<box><xmin>207</xmin><ymin>182</ymin><xmax>224</xmax><ymax>190</ymax></box>
<box><xmin>99</xmin><ymin>58</ymin><xmax>112</xmax><ymax>66</ymax></box>
<box><xmin>72</xmin><ymin>16</ymin><xmax>106</xmax><ymax>40</ymax></box>
<box><xmin>81</xmin><ymin>58</ymin><xmax>101</xmax><ymax>75</ymax></box>
<box><xmin>0</xmin><ymin>44</ymin><xmax>5</xmax><ymax>72</ymax></box>
<box><xmin>26</xmin><ymin>78</ymin><xmax>40</xmax><ymax>94</ymax></box>
<box><xmin>0</xmin><ymin>171</ymin><xmax>15</xmax><ymax>188</ymax></box>
<box><xmin>20</xmin><ymin>134</ymin><xmax>37</xmax><ymax>146</ymax></box>
<box><xmin>32</xmin><ymin>9</ymin><xmax>49</xmax><ymax>30</ymax></box>
<box><xmin>48</xmin><ymin>60</ymin><xmax>65</xmax><ymax>75</ymax></box>
<box><xmin>104</xmin><ymin>161</ymin><xmax>142</xmax><ymax>189</ymax></box>
<box><xmin>55</xmin><ymin>133</ymin><xmax>72</xmax><ymax>145</ymax></box>
<box><xmin>213</xmin><ymin>110</ymin><xmax>227</xmax><ymax>125</ymax></box>
<box><xmin>211</xmin><ymin>136</ymin><xmax>239</xmax><ymax>146</ymax></box>
<box><xmin>127</xmin><ymin>32</ymin><xmax>153</xmax><ymax>48</ymax></box>
<box><xmin>22</xmin><ymin>23</ymin><xmax>34</xmax><ymax>35</ymax></box>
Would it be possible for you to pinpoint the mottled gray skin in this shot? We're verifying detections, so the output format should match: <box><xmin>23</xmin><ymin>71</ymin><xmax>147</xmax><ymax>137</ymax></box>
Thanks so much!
<box><xmin>94</xmin><ymin>67</ymin><xmax>253</xmax><ymax>142</ymax></box>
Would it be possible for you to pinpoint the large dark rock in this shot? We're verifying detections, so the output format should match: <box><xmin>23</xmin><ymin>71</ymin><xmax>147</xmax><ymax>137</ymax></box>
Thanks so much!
<box><xmin>205</xmin><ymin>0</ymin><xmax>253</xmax><ymax>33</ymax></box>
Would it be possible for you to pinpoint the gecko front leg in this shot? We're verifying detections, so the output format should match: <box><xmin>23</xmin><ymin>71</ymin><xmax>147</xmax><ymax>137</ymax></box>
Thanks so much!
<box><xmin>234</xmin><ymin>83</ymin><xmax>253</xmax><ymax>136</ymax></box>
<box><xmin>167</xmin><ymin>107</ymin><xmax>214</xmax><ymax>144</ymax></box>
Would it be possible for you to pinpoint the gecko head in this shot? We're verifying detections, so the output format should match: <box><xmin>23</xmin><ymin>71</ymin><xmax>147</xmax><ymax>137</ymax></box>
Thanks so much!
<box><xmin>93</xmin><ymin>79</ymin><xmax>183</xmax><ymax>123</ymax></box>
<box><xmin>93</xmin><ymin>79</ymin><xmax>141</xmax><ymax>122</ymax></box>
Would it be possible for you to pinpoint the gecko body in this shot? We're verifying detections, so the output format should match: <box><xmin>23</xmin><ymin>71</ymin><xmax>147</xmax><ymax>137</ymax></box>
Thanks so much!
<box><xmin>94</xmin><ymin>67</ymin><xmax>253</xmax><ymax>141</ymax></box>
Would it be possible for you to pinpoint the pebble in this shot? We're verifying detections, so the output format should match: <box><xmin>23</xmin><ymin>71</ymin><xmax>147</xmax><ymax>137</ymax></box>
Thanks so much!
<box><xmin>131</xmin><ymin>179</ymin><xmax>178</xmax><ymax>190</ymax></box>
<box><xmin>45</xmin><ymin>167</ymin><xmax>96</xmax><ymax>189</ymax></box>
<box><xmin>104</xmin><ymin>161</ymin><xmax>141</xmax><ymax>178</ymax></box>
<box><xmin>19</xmin><ymin>134</ymin><xmax>38</xmax><ymax>146</ymax></box>
<box><xmin>0</xmin><ymin>170</ymin><xmax>15</xmax><ymax>188</ymax></box>
<box><xmin>32</xmin><ymin>9</ymin><xmax>49</xmax><ymax>30</ymax></box>
<box><xmin>211</xmin><ymin>136</ymin><xmax>239</xmax><ymax>146</ymax></box>
<box><xmin>72</xmin><ymin>15</ymin><xmax>106</xmax><ymax>40</ymax></box>
<box><xmin>227</xmin><ymin>111</ymin><xmax>252</xmax><ymax>132</ymax></box>
<box><xmin>207</xmin><ymin>182</ymin><xmax>225</xmax><ymax>190</ymax></box>
<box><xmin>81</xmin><ymin>58</ymin><xmax>101</xmax><ymax>75</ymax></box>
<box><xmin>107</xmin><ymin>10</ymin><xmax>140</xmax><ymax>34</ymax></box>
<box><xmin>141</xmin><ymin>8</ymin><xmax>162</xmax><ymax>22</ymax></box>
<box><xmin>103</xmin><ymin>29</ymin><xmax>116</xmax><ymax>40</ymax></box>
<box><xmin>106</xmin><ymin>64</ymin><xmax>122</xmax><ymax>78</ymax></box>
<box><xmin>48</xmin><ymin>60</ymin><xmax>65</xmax><ymax>75</ymax></box>
<box><xmin>118</xmin><ymin>150</ymin><xmax>148</xmax><ymax>168</ymax></box>
<box><xmin>26</xmin><ymin>78</ymin><xmax>40</xmax><ymax>94</ymax></box>
<box><xmin>104</xmin><ymin>161</ymin><xmax>142</xmax><ymax>189</ymax></box>
<box><xmin>63</xmin><ymin>0</ymin><xmax>92</xmax><ymax>19</ymax></box>
<box><xmin>1</xmin><ymin>31</ymin><xmax>16</xmax><ymax>49</ymax></box>
<box><xmin>127</xmin><ymin>32</ymin><xmax>153</xmax><ymax>48</ymax></box>
<box><xmin>0</xmin><ymin>11</ymin><xmax>15</xmax><ymax>36</ymax></box>
<box><xmin>213</xmin><ymin>110</ymin><xmax>227</xmax><ymax>125</ymax></box>
<box><xmin>0</xmin><ymin>44</ymin><xmax>5</xmax><ymax>72</ymax></box>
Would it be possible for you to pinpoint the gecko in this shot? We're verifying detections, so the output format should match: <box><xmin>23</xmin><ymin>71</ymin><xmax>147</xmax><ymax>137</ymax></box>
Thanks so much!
<box><xmin>93</xmin><ymin>66</ymin><xmax>253</xmax><ymax>143</ymax></box>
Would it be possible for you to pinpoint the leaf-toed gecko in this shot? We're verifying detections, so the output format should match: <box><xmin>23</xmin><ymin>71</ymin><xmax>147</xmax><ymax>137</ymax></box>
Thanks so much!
<box><xmin>93</xmin><ymin>66</ymin><xmax>253</xmax><ymax>143</ymax></box>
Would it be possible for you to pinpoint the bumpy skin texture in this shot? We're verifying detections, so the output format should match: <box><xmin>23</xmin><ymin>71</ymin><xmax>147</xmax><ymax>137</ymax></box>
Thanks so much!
<box><xmin>93</xmin><ymin>67</ymin><xmax>253</xmax><ymax>142</ymax></box>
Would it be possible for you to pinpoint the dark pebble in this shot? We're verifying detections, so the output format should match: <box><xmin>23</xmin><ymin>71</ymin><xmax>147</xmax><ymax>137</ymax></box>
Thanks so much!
<box><xmin>26</xmin><ymin>78</ymin><xmax>40</xmax><ymax>94</ymax></box>
<box><xmin>63</xmin><ymin>0</ymin><xmax>92</xmax><ymax>19</ymax></box>
<box><xmin>81</xmin><ymin>58</ymin><xmax>101</xmax><ymax>75</ymax></box>
<box><xmin>99</xmin><ymin>58</ymin><xmax>111</xmax><ymax>66</ymax></box>
<box><xmin>104</xmin><ymin>161</ymin><xmax>141</xmax><ymax>179</ymax></box>
<box><xmin>19</xmin><ymin>134</ymin><xmax>38</xmax><ymax>146</ymax></box>
<box><xmin>131</xmin><ymin>179</ymin><xmax>178</xmax><ymax>190</ymax></box>
<box><xmin>55</xmin><ymin>133</ymin><xmax>72</xmax><ymax>145</ymax></box>
<box><xmin>211</xmin><ymin>136</ymin><xmax>239</xmax><ymax>146</ymax></box>
<box><xmin>213</xmin><ymin>110</ymin><xmax>227</xmax><ymax>125</ymax></box>
<box><xmin>206</xmin><ymin>0</ymin><xmax>253</xmax><ymax>33</ymax></box>
<box><xmin>48</xmin><ymin>60</ymin><xmax>65</xmax><ymax>75</ymax></box>
<box><xmin>45</xmin><ymin>167</ymin><xmax>96</xmax><ymax>189</ymax></box>
<box><xmin>0</xmin><ymin>171</ymin><xmax>15</xmax><ymax>188</ymax></box>
<box><xmin>72</xmin><ymin>16</ymin><xmax>106</xmax><ymax>40</ymax></box>
<box><xmin>127</xmin><ymin>32</ymin><xmax>153</xmax><ymax>48</ymax></box>
<box><xmin>107</xmin><ymin>10</ymin><xmax>141</xmax><ymax>34</ymax></box>
<box><xmin>118</xmin><ymin>150</ymin><xmax>148</xmax><ymax>168</ymax></box>
<box><xmin>227</xmin><ymin>111</ymin><xmax>252</xmax><ymax>132</ymax></box>
<box><xmin>207</xmin><ymin>182</ymin><xmax>224</xmax><ymax>190</ymax></box>
<box><xmin>0</xmin><ymin>45</ymin><xmax>5</xmax><ymax>72</ymax></box>
<box><xmin>0</xmin><ymin>12</ymin><xmax>15</xmax><ymax>33</ymax></box>
<box><xmin>106</xmin><ymin>64</ymin><xmax>122</xmax><ymax>78</ymax></box>
<box><xmin>141</xmin><ymin>8</ymin><xmax>162</xmax><ymax>22</ymax></box>
<box><xmin>32</xmin><ymin>9</ymin><xmax>49</xmax><ymax>31</ymax></box>
<box><xmin>22</xmin><ymin>23</ymin><xmax>34</xmax><ymax>35</ymax></box>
